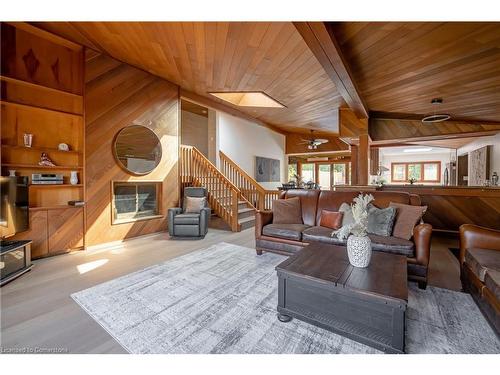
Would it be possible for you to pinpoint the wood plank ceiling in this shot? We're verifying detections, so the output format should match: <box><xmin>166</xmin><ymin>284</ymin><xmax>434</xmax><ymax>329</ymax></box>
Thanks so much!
<box><xmin>329</xmin><ymin>22</ymin><xmax>500</xmax><ymax>122</ymax></box>
<box><xmin>32</xmin><ymin>22</ymin><xmax>345</xmax><ymax>134</ymax></box>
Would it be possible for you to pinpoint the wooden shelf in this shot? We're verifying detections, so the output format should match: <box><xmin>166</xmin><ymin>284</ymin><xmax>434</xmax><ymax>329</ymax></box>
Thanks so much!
<box><xmin>0</xmin><ymin>100</ymin><xmax>83</xmax><ymax>119</ymax></box>
<box><xmin>2</xmin><ymin>163</ymin><xmax>83</xmax><ymax>170</ymax></box>
<box><xmin>1</xmin><ymin>144</ymin><xmax>82</xmax><ymax>155</ymax></box>
<box><xmin>0</xmin><ymin>75</ymin><xmax>83</xmax><ymax>98</ymax></box>
<box><xmin>29</xmin><ymin>184</ymin><xmax>83</xmax><ymax>188</ymax></box>
<box><xmin>29</xmin><ymin>205</ymin><xmax>84</xmax><ymax>211</ymax></box>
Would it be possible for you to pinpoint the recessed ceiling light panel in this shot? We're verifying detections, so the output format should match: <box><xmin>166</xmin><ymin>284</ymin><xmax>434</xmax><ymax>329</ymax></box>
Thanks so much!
<box><xmin>403</xmin><ymin>147</ymin><xmax>432</xmax><ymax>153</ymax></box>
<box><xmin>209</xmin><ymin>91</ymin><xmax>285</xmax><ymax>108</ymax></box>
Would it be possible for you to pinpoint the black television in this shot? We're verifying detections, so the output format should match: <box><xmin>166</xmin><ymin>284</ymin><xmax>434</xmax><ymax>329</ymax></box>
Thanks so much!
<box><xmin>0</xmin><ymin>176</ymin><xmax>29</xmax><ymax>240</ymax></box>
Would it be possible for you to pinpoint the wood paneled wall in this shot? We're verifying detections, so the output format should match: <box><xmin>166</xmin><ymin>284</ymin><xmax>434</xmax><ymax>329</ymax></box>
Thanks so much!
<box><xmin>85</xmin><ymin>52</ymin><xmax>180</xmax><ymax>247</ymax></box>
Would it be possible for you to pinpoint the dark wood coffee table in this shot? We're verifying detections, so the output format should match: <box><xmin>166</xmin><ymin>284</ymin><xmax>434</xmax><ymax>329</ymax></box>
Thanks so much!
<box><xmin>276</xmin><ymin>242</ymin><xmax>408</xmax><ymax>353</ymax></box>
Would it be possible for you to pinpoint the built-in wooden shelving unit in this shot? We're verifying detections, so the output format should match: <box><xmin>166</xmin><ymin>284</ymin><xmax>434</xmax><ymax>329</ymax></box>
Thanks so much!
<box><xmin>1</xmin><ymin>22</ymin><xmax>85</xmax><ymax>258</ymax></box>
<box><xmin>3</xmin><ymin>163</ymin><xmax>83</xmax><ymax>170</ymax></box>
<box><xmin>1</xmin><ymin>144</ymin><xmax>82</xmax><ymax>155</ymax></box>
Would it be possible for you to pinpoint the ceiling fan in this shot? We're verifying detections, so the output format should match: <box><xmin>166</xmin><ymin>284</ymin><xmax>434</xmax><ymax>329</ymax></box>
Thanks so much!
<box><xmin>299</xmin><ymin>130</ymin><xmax>329</xmax><ymax>150</ymax></box>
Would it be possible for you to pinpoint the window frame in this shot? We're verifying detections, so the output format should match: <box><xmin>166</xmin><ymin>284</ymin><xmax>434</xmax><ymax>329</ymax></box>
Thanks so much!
<box><xmin>391</xmin><ymin>161</ymin><xmax>441</xmax><ymax>183</ymax></box>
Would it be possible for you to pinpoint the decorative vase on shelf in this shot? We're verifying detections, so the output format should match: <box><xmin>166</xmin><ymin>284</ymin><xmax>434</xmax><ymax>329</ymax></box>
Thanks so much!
<box><xmin>347</xmin><ymin>235</ymin><xmax>372</xmax><ymax>268</ymax></box>
<box><xmin>70</xmin><ymin>171</ymin><xmax>79</xmax><ymax>185</ymax></box>
<box><xmin>23</xmin><ymin>133</ymin><xmax>33</xmax><ymax>147</ymax></box>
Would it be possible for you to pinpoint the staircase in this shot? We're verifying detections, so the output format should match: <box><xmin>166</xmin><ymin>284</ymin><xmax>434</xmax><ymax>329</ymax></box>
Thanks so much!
<box><xmin>219</xmin><ymin>151</ymin><xmax>280</xmax><ymax>211</ymax></box>
<box><xmin>180</xmin><ymin>145</ymin><xmax>258</xmax><ymax>232</ymax></box>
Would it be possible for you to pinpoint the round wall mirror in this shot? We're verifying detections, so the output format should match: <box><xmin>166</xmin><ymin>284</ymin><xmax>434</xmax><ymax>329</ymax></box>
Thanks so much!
<box><xmin>114</xmin><ymin>125</ymin><xmax>162</xmax><ymax>175</ymax></box>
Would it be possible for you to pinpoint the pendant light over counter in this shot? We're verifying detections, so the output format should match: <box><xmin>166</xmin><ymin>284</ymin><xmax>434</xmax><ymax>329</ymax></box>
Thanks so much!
<box><xmin>421</xmin><ymin>98</ymin><xmax>451</xmax><ymax>123</ymax></box>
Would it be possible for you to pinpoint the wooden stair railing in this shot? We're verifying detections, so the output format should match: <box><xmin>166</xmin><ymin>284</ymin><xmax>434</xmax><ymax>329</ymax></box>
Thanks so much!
<box><xmin>180</xmin><ymin>145</ymin><xmax>253</xmax><ymax>232</ymax></box>
<box><xmin>219</xmin><ymin>151</ymin><xmax>280</xmax><ymax>210</ymax></box>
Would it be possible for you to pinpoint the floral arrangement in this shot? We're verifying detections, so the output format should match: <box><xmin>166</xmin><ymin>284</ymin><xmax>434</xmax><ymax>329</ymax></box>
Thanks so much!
<box><xmin>333</xmin><ymin>193</ymin><xmax>374</xmax><ymax>240</ymax></box>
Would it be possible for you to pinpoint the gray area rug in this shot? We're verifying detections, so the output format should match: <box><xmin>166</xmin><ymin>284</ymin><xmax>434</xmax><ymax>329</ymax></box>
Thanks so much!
<box><xmin>72</xmin><ymin>242</ymin><xmax>500</xmax><ymax>354</ymax></box>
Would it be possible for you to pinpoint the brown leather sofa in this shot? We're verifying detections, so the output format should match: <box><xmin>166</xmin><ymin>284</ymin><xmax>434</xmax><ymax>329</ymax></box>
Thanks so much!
<box><xmin>459</xmin><ymin>224</ymin><xmax>500</xmax><ymax>334</ymax></box>
<box><xmin>255</xmin><ymin>189</ymin><xmax>432</xmax><ymax>288</ymax></box>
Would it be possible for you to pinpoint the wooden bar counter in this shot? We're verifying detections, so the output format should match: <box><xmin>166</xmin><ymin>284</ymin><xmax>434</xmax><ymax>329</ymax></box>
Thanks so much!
<box><xmin>377</xmin><ymin>185</ymin><xmax>500</xmax><ymax>233</ymax></box>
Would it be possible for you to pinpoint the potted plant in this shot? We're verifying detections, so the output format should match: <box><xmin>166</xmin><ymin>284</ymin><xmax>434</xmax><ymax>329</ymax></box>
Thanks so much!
<box><xmin>333</xmin><ymin>193</ymin><xmax>374</xmax><ymax>268</ymax></box>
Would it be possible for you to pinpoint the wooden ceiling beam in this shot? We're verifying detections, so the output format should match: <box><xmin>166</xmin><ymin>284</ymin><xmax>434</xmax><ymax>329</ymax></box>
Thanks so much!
<box><xmin>370</xmin><ymin>117</ymin><xmax>500</xmax><ymax>143</ymax></box>
<box><xmin>294</xmin><ymin>22</ymin><xmax>368</xmax><ymax>119</ymax></box>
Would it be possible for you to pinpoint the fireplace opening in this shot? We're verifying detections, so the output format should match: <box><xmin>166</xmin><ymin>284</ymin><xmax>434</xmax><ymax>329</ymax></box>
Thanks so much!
<box><xmin>112</xmin><ymin>181</ymin><xmax>162</xmax><ymax>224</ymax></box>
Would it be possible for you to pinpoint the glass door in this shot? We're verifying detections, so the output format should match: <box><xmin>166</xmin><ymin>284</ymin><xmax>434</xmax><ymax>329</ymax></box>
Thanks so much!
<box><xmin>318</xmin><ymin>164</ymin><xmax>332</xmax><ymax>190</ymax></box>
<box><xmin>333</xmin><ymin>163</ymin><xmax>348</xmax><ymax>185</ymax></box>
<box><xmin>301</xmin><ymin>163</ymin><xmax>315</xmax><ymax>183</ymax></box>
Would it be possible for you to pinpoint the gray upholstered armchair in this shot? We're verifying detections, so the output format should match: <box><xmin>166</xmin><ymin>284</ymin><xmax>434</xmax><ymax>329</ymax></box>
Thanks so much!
<box><xmin>168</xmin><ymin>187</ymin><xmax>211</xmax><ymax>239</ymax></box>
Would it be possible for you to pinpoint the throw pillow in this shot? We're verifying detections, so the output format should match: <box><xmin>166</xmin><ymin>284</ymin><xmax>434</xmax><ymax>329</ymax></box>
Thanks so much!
<box><xmin>272</xmin><ymin>197</ymin><xmax>303</xmax><ymax>224</ymax></box>
<box><xmin>389</xmin><ymin>202</ymin><xmax>428</xmax><ymax>240</ymax></box>
<box><xmin>319</xmin><ymin>210</ymin><xmax>344</xmax><ymax>230</ymax></box>
<box><xmin>339</xmin><ymin>202</ymin><xmax>355</xmax><ymax>227</ymax></box>
<box><xmin>184</xmin><ymin>196</ymin><xmax>206</xmax><ymax>213</ymax></box>
<box><xmin>366</xmin><ymin>204</ymin><xmax>397</xmax><ymax>237</ymax></box>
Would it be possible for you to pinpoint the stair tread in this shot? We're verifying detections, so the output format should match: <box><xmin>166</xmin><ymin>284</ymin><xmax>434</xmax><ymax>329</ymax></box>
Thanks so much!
<box><xmin>238</xmin><ymin>216</ymin><xmax>255</xmax><ymax>224</ymax></box>
<box><xmin>238</xmin><ymin>207</ymin><xmax>255</xmax><ymax>213</ymax></box>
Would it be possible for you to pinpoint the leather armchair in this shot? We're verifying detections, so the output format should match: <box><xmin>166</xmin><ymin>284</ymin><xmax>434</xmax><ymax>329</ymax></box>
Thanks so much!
<box><xmin>459</xmin><ymin>224</ymin><xmax>500</xmax><ymax>334</ymax></box>
<box><xmin>168</xmin><ymin>187</ymin><xmax>211</xmax><ymax>239</ymax></box>
<box><xmin>459</xmin><ymin>224</ymin><xmax>500</xmax><ymax>264</ymax></box>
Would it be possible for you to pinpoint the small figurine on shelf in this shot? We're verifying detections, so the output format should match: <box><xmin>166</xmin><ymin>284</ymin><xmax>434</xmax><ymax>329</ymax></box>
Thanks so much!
<box><xmin>39</xmin><ymin>152</ymin><xmax>56</xmax><ymax>167</ymax></box>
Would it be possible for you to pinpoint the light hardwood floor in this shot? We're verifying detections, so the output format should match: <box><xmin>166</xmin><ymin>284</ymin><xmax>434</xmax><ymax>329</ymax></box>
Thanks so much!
<box><xmin>0</xmin><ymin>228</ymin><xmax>460</xmax><ymax>354</ymax></box>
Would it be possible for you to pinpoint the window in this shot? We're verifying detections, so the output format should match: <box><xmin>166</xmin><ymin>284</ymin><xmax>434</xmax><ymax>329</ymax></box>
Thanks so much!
<box><xmin>391</xmin><ymin>162</ymin><xmax>441</xmax><ymax>183</ymax></box>
<box><xmin>112</xmin><ymin>181</ymin><xmax>162</xmax><ymax>224</ymax></box>
<box><xmin>424</xmin><ymin>163</ymin><xmax>439</xmax><ymax>181</ymax></box>
<box><xmin>392</xmin><ymin>164</ymin><xmax>406</xmax><ymax>182</ymax></box>
<box><xmin>407</xmin><ymin>163</ymin><xmax>422</xmax><ymax>181</ymax></box>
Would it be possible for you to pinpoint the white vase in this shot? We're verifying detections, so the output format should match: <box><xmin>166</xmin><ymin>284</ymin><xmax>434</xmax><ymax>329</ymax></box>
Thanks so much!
<box><xmin>347</xmin><ymin>235</ymin><xmax>372</xmax><ymax>268</ymax></box>
<box><xmin>70</xmin><ymin>171</ymin><xmax>79</xmax><ymax>185</ymax></box>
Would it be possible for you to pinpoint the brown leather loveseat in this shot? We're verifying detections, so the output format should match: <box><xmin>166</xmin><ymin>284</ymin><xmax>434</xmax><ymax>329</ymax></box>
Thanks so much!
<box><xmin>255</xmin><ymin>189</ymin><xmax>432</xmax><ymax>289</ymax></box>
<box><xmin>460</xmin><ymin>224</ymin><xmax>500</xmax><ymax>334</ymax></box>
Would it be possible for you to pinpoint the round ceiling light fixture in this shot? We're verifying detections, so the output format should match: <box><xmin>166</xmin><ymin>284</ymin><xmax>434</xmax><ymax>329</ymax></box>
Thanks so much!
<box><xmin>422</xmin><ymin>98</ymin><xmax>451</xmax><ymax>123</ymax></box>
